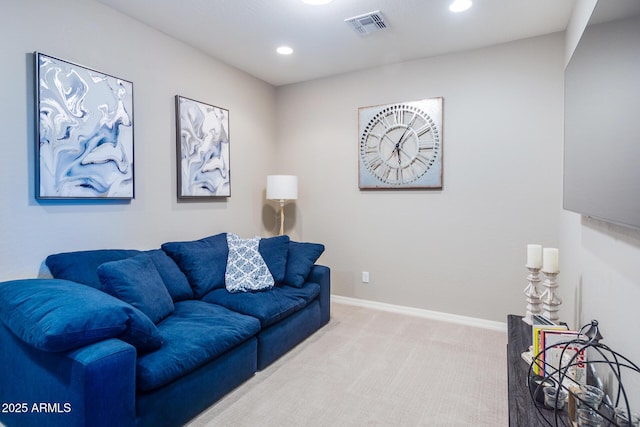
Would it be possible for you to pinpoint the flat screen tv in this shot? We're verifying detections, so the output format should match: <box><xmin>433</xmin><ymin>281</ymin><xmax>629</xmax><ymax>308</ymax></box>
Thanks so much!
<box><xmin>563</xmin><ymin>0</ymin><xmax>640</xmax><ymax>229</ymax></box>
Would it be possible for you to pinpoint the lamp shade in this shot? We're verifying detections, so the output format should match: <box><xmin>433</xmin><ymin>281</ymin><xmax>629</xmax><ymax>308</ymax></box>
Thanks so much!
<box><xmin>266</xmin><ymin>175</ymin><xmax>298</xmax><ymax>201</ymax></box>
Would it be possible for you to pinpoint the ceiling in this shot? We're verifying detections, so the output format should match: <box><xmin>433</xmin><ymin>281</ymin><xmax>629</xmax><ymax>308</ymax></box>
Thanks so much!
<box><xmin>96</xmin><ymin>0</ymin><xmax>578</xmax><ymax>87</ymax></box>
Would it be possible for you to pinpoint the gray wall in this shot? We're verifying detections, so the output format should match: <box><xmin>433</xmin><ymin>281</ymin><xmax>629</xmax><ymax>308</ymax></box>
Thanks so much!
<box><xmin>6</xmin><ymin>0</ymin><xmax>632</xmax><ymax>343</ymax></box>
<box><xmin>562</xmin><ymin>0</ymin><xmax>640</xmax><ymax>389</ymax></box>
<box><xmin>0</xmin><ymin>0</ymin><xmax>566</xmax><ymax>324</ymax></box>
<box><xmin>276</xmin><ymin>34</ymin><xmax>565</xmax><ymax>322</ymax></box>
<box><xmin>0</xmin><ymin>0</ymin><xmax>278</xmax><ymax>280</ymax></box>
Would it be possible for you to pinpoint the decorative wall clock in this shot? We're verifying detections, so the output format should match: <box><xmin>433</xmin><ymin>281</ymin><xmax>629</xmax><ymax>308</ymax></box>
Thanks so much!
<box><xmin>358</xmin><ymin>97</ymin><xmax>443</xmax><ymax>189</ymax></box>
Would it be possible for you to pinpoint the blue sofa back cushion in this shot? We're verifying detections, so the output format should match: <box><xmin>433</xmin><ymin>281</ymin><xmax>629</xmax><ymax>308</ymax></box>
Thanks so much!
<box><xmin>161</xmin><ymin>233</ymin><xmax>228</xmax><ymax>298</ymax></box>
<box><xmin>46</xmin><ymin>249</ymin><xmax>142</xmax><ymax>290</ymax></box>
<box><xmin>98</xmin><ymin>254</ymin><xmax>175</xmax><ymax>324</ymax></box>
<box><xmin>258</xmin><ymin>235</ymin><xmax>290</xmax><ymax>284</ymax></box>
<box><xmin>137</xmin><ymin>300</ymin><xmax>261</xmax><ymax>391</ymax></box>
<box><xmin>0</xmin><ymin>278</ymin><xmax>130</xmax><ymax>352</ymax></box>
<box><xmin>144</xmin><ymin>249</ymin><xmax>194</xmax><ymax>301</ymax></box>
<box><xmin>284</xmin><ymin>242</ymin><xmax>325</xmax><ymax>288</ymax></box>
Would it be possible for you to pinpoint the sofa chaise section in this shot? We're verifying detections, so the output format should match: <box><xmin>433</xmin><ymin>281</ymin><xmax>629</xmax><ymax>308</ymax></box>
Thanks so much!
<box><xmin>0</xmin><ymin>324</ymin><xmax>136</xmax><ymax>427</ymax></box>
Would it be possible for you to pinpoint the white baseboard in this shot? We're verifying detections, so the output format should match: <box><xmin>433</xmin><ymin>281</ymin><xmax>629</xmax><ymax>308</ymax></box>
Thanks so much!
<box><xmin>330</xmin><ymin>295</ymin><xmax>507</xmax><ymax>332</ymax></box>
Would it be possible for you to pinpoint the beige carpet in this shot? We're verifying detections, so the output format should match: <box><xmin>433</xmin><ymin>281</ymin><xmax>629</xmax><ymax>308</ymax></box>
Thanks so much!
<box><xmin>187</xmin><ymin>301</ymin><xmax>508</xmax><ymax>426</ymax></box>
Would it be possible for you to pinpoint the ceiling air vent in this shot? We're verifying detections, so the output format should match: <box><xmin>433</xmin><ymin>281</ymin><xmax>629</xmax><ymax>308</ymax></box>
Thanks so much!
<box><xmin>344</xmin><ymin>10</ymin><xmax>387</xmax><ymax>35</ymax></box>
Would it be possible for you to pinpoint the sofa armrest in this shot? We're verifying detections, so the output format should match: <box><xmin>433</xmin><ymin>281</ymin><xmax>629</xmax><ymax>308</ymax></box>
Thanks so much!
<box><xmin>0</xmin><ymin>323</ymin><xmax>136</xmax><ymax>427</ymax></box>
<box><xmin>309</xmin><ymin>264</ymin><xmax>331</xmax><ymax>326</ymax></box>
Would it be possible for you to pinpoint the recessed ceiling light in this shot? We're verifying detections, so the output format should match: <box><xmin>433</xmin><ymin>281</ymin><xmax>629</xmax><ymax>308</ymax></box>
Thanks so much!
<box><xmin>301</xmin><ymin>0</ymin><xmax>334</xmax><ymax>4</ymax></box>
<box><xmin>276</xmin><ymin>46</ymin><xmax>294</xmax><ymax>55</ymax></box>
<box><xmin>449</xmin><ymin>0</ymin><xmax>472</xmax><ymax>12</ymax></box>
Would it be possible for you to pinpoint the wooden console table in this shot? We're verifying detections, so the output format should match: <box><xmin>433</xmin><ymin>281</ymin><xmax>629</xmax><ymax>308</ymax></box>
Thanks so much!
<box><xmin>507</xmin><ymin>314</ymin><xmax>571</xmax><ymax>426</ymax></box>
<box><xmin>507</xmin><ymin>314</ymin><xmax>539</xmax><ymax>426</ymax></box>
<box><xmin>509</xmin><ymin>314</ymin><xmax>631</xmax><ymax>426</ymax></box>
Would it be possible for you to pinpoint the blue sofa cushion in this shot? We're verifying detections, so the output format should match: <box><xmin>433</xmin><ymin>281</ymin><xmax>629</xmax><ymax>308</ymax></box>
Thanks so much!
<box><xmin>136</xmin><ymin>300</ymin><xmax>260</xmax><ymax>391</ymax></box>
<box><xmin>258</xmin><ymin>235</ymin><xmax>290</xmax><ymax>284</ymax></box>
<box><xmin>144</xmin><ymin>249</ymin><xmax>194</xmax><ymax>301</ymax></box>
<box><xmin>201</xmin><ymin>282</ymin><xmax>321</xmax><ymax>328</ymax></box>
<box><xmin>225</xmin><ymin>233</ymin><xmax>274</xmax><ymax>293</ymax></box>
<box><xmin>284</xmin><ymin>242</ymin><xmax>325</xmax><ymax>288</ymax></box>
<box><xmin>46</xmin><ymin>249</ymin><xmax>142</xmax><ymax>289</ymax></box>
<box><xmin>118</xmin><ymin>306</ymin><xmax>164</xmax><ymax>353</ymax></box>
<box><xmin>161</xmin><ymin>233</ymin><xmax>228</xmax><ymax>297</ymax></box>
<box><xmin>0</xmin><ymin>278</ymin><xmax>131</xmax><ymax>352</ymax></box>
<box><xmin>98</xmin><ymin>254</ymin><xmax>175</xmax><ymax>324</ymax></box>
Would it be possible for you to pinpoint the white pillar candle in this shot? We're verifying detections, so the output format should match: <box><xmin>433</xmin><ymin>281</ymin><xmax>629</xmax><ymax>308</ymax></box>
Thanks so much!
<box><xmin>543</xmin><ymin>248</ymin><xmax>559</xmax><ymax>273</ymax></box>
<box><xmin>527</xmin><ymin>244</ymin><xmax>542</xmax><ymax>268</ymax></box>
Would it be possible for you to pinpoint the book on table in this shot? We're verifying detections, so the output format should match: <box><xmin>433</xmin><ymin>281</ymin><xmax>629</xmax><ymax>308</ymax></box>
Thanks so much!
<box><xmin>540</xmin><ymin>329</ymin><xmax>587</xmax><ymax>388</ymax></box>
<box><xmin>530</xmin><ymin>316</ymin><xmax>568</xmax><ymax>375</ymax></box>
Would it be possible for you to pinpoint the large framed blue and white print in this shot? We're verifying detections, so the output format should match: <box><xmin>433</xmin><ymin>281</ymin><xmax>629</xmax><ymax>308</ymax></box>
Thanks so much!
<box><xmin>176</xmin><ymin>95</ymin><xmax>230</xmax><ymax>199</ymax></box>
<box><xmin>36</xmin><ymin>52</ymin><xmax>134</xmax><ymax>199</ymax></box>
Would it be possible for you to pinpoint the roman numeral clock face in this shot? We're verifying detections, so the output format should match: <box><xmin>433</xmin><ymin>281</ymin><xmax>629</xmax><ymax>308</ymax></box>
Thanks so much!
<box><xmin>358</xmin><ymin>98</ymin><xmax>443</xmax><ymax>189</ymax></box>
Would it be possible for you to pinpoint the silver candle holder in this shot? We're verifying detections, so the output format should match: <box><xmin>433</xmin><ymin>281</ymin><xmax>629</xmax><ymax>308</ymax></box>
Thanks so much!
<box><xmin>523</xmin><ymin>265</ymin><xmax>542</xmax><ymax>325</ymax></box>
<box><xmin>540</xmin><ymin>270</ymin><xmax>561</xmax><ymax>322</ymax></box>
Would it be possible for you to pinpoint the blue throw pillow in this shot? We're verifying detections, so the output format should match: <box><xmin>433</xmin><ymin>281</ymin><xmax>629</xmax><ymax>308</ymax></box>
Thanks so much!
<box><xmin>97</xmin><ymin>254</ymin><xmax>175</xmax><ymax>324</ymax></box>
<box><xmin>161</xmin><ymin>233</ymin><xmax>228</xmax><ymax>298</ymax></box>
<box><xmin>46</xmin><ymin>249</ymin><xmax>141</xmax><ymax>289</ymax></box>
<box><xmin>144</xmin><ymin>249</ymin><xmax>194</xmax><ymax>301</ymax></box>
<box><xmin>118</xmin><ymin>304</ymin><xmax>164</xmax><ymax>353</ymax></box>
<box><xmin>284</xmin><ymin>242</ymin><xmax>325</xmax><ymax>288</ymax></box>
<box><xmin>0</xmin><ymin>278</ymin><xmax>163</xmax><ymax>353</ymax></box>
<box><xmin>0</xmin><ymin>279</ymin><xmax>130</xmax><ymax>352</ymax></box>
<box><xmin>258</xmin><ymin>235</ymin><xmax>290</xmax><ymax>284</ymax></box>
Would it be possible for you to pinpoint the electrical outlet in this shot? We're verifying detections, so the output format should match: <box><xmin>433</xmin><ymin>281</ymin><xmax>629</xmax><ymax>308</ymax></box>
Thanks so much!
<box><xmin>362</xmin><ymin>271</ymin><xmax>370</xmax><ymax>283</ymax></box>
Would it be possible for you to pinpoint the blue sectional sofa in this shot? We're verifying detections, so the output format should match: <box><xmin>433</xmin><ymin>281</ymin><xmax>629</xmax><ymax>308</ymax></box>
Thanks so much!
<box><xmin>0</xmin><ymin>233</ymin><xmax>330</xmax><ymax>427</ymax></box>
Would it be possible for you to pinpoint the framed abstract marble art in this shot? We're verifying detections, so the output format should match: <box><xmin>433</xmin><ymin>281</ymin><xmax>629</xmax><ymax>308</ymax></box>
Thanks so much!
<box><xmin>175</xmin><ymin>95</ymin><xmax>230</xmax><ymax>199</ymax></box>
<box><xmin>35</xmin><ymin>52</ymin><xmax>134</xmax><ymax>199</ymax></box>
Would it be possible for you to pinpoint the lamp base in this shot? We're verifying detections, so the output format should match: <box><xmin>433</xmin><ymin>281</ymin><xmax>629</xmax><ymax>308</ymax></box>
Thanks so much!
<box><xmin>279</xmin><ymin>201</ymin><xmax>285</xmax><ymax>236</ymax></box>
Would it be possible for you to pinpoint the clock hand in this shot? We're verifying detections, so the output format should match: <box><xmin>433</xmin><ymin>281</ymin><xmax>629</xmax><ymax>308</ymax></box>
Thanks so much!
<box><xmin>396</xmin><ymin>127</ymin><xmax>410</xmax><ymax>148</ymax></box>
<box><xmin>395</xmin><ymin>113</ymin><xmax>418</xmax><ymax>147</ymax></box>
<box><xmin>382</xmin><ymin>143</ymin><xmax>404</xmax><ymax>166</ymax></box>
<box><xmin>383</xmin><ymin>147</ymin><xmax>397</xmax><ymax>163</ymax></box>
<box><xmin>382</xmin><ymin>134</ymin><xmax>404</xmax><ymax>165</ymax></box>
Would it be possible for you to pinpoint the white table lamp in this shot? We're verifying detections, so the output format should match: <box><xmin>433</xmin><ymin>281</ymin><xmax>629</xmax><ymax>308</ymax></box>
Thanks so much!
<box><xmin>267</xmin><ymin>175</ymin><xmax>298</xmax><ymax>235</ymax></box>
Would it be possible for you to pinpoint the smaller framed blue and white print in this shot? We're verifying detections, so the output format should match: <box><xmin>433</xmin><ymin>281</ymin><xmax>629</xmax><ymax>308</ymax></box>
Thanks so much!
<box><xmin>175</xmin><ymin>95</ymin><xmax>230</xmax><ymax>199</ymax></box>
<box><xmin>35</xmin><ymin>52</ymin><xmax>134</xmax><ymax>199</ymax></box>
